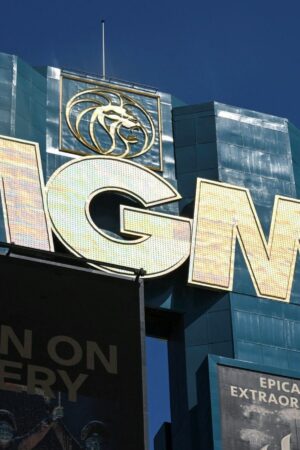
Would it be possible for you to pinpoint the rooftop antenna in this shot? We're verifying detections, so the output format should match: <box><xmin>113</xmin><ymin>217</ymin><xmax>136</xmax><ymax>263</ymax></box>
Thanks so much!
<box><xmin>101</xmin><ymin>19</ymin><xmax>106</xmax><ymax>80</ymax></box>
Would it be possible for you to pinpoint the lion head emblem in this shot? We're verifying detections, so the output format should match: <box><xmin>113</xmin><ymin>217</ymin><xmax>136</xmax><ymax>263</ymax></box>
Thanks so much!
<box><xmin>65</xmin><ymin>88</ymin><xmax>156</xmax><ymax>158</ymax></box>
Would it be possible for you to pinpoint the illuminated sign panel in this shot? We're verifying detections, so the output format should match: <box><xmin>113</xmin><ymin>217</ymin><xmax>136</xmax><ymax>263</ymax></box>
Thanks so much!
<box><xmin>46</xmin><ymin>156</ymin><xmax>192</xmax><ymax>277</ymax></box>
<box><xmin>1</xmin><ymin>134</ymin><xmax>300</xmax><ymax>303</ymax></box>
<box><xmin>189</xmin><ymin>179</ymin><xmax>300</xmax><ymax>302</ymax></box>
<box><xmin>0</xmin><ymin>136</ymin><xmax>53</xmax><ymax>251</ymax></box>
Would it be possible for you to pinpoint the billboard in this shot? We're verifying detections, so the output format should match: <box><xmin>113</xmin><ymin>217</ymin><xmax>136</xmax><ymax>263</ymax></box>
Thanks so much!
<box><xmin>0</xmin><ymin>253</ymin><xmax>146</xmax><ymax>450</ymax></box>
<box><xmin>218</xmin><ymin>364</ymin><xmax>300</xmax><ymax>450</ymax></box>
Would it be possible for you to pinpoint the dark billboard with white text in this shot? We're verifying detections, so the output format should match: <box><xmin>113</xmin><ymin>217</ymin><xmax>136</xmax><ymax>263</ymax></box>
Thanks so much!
<box><xmin>0</xmin><ymin>254</ymin><xmax>146</xmax><ymax>450</ymax></box>
<box><xmin>218</xmin><ymin>364</ymin><xmax>300</xmax><ymax>450</ymax></box>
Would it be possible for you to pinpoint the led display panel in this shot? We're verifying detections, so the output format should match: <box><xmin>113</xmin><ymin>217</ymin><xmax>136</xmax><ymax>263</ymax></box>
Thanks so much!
<box><xmin>0</xmin><ymin>254</ymin><xmax>146</xmax><ymax>450</ymax></box>
<box><xmin>218</xmin><ymin>364</ymin><xmax>300</xmax><ymax>450</ymax></box>
<box><xmin>189</xmin><ymin>178</ymin><xmax>300</xmax><ymax>302</ymax></box>
<box><xmin>46</xmin><ymin>156</ymin><xmax>192</xmax><ymax>279</ymax></box>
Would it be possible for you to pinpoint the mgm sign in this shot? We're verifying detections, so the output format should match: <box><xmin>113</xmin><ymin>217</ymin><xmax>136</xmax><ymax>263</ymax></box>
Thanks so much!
<box><xmin>0</xmin><ymin>133</ymin><xmax>299</xmax><ymax>303</ymax></box>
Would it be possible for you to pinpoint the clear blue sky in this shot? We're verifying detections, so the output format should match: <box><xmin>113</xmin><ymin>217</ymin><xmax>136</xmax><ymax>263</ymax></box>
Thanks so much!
<box><xmin>2</xmin><ymin>0</ymin><xmax>300</xmax><ymax>126</ymax></box>
<box><xmin>1</xmin><ymin>0</ymin><xmax>300</xmax><ymax>448</ymax></box>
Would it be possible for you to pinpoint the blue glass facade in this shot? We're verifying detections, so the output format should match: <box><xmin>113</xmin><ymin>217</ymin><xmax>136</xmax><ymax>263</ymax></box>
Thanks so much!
<box><xmin>170</xmin><ymin>103</ymin><xmax>300</xmax><ymax>450</ymax></box>
<box><xmin>1</xmin><ymin>51</ymin><xmax>300</xmax><ymax>449</ymax></box>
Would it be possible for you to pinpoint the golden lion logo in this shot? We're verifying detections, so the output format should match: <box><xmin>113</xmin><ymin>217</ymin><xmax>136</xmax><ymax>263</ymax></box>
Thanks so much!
<box><xmin>65</xmin><ymin>88</ymin><xmax>155</xmax><ymax>158</ymax></box>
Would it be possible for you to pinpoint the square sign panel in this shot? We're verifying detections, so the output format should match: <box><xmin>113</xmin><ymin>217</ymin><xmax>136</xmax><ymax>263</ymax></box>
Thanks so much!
<box><xmin>0</xmin><ymin>254</ymin><xmax>146</xmax><ymax>450</ymax></box>
<box><xmin>218</xmin><ymin>364</ymin><xmax>300</xmax><ymax>450</ymax></box>
<box><xmin>60</xmin><ymin>74</ymin><xmax>163</xmax><ymax>171</ymax></box>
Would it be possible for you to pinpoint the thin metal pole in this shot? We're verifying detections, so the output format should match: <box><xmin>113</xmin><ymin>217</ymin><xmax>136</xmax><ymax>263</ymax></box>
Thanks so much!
<box><xmin>102</xmin><ymin>20</ymin><xmax>106</xmax><ymax>79</ymax></box>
